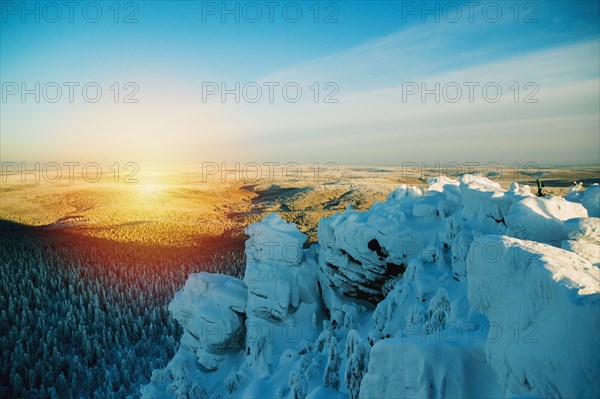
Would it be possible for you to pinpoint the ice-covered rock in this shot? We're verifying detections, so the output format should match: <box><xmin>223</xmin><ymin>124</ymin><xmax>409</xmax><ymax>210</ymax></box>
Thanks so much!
<box><xmin>145</xmin><ymin>177</ymin><xmax>600</xmax><ymax>399</ymax></box>
<box><xmin>245</xmin><ymin>212</ymin><xmax>307</xmax><ymax>267</ymax></box>
<box><xmin>509</xmin><ymin>182</ymin><xmax>533</xmax><ymax>197</ymax></box>
<box><xmin>427</xmin><ymin>175</ymin><xmax>460</xmax><ymax>193</ymax></box>
<box><xmin>505</xmin><ymin>196</ymin><xmax>588</xmax><ymax>246</ymax></box>
<box><xmin>317</xmin><ymin>175</ymin><xmax>511</xmax><ymax>308</ymax></box>
<box><xmin>168</xmin><ymin>273</ymin><xmax>247</xmax><ymax>370</ymax></box>
<box><xmin>467</xmin><ymin>235</ymin><xmax>600</xmax><ymax>398</ymax></box>
<box><xmin>360</xmin><ymin>340</ymin><xmax>500</xmax><ymax>399</ymax></box>
<box><xmin>582</xmin><ymin>184</ymin><xmax>600</xmax><ymax>217</ymax></box>
<box><xmin>244</xmin><ymin>213</ymin><xmax>318</xmax><ymax>320</ymax></box>
<box><xmin>317</xmin><ymin>185</ymin><xmax>432</xmax><ymax>305</ymax></box>
<box><xmin>561</xmin><ymin>217</ymin><xmax>600</xmax><ymax>265</ymax></box>
<box><xmin>564</xmin><ymin>217</ymin><xmax>600</xmax><ymax>242</ymax></box>
<box><xmin>458</xmin><ymin>175</ymin><xmax>509</xmax><ymax>235</ymax></box>
<box><xmin>241</xmin><ymin>214</ymin><xmax>323</xmax><ymax>385</ymax></box>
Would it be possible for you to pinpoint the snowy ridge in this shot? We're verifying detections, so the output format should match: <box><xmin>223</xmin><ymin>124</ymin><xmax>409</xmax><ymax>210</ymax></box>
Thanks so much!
<box><xmin>142</xmin><ymin>177</ymin><xmax>600</xmax><ymax>399</ymax></box>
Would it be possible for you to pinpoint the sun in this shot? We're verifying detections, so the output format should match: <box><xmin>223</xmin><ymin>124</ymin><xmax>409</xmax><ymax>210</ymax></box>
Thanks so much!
<box><xmin>137</xmin><ymin>183</ymin><xmax>164</xmax><ymax>196</ymax></box>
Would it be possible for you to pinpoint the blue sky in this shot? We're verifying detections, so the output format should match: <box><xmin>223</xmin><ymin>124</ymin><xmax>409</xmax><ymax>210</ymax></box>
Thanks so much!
<box><xmin>1</xmin><ymin>1</ymin><xmax>599</xmax><ymax>165</ymax></box>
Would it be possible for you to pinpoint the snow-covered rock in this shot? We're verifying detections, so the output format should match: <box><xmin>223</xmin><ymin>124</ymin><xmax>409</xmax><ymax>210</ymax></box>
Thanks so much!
<box><xmin>505</xmin><ymin>196</ymin><xmax>588</xmax><ymax>246</ymax></box>
<box><xmin>360</xmin><ymin>340</ymin><xmax>500</xmax><ymax>399</ymax></box>
<box><xmin>244</xmin><ymin>213</ymin><xmax>318</xmax><ymax>320</ymax></box>
<box><xmin>582</xmin><ymin>184</ymin><xmax>600</xmax><ymax>217</ymax></box>
<box><xmin>467</xmin><ymin>235</ymin><xmax>600</xmax><ymax>398</ymax></box>
<box><xmin>564</xmin><ymin>217</ymin><xmax>600</xmax><ymax>242</ymax></box>
<box><xmin>144</xmin><ymin>177</ymin><xmax>600</xmax><ymax>399</ymax></box>
<box><xmin>245</xmin><ymin>213</ymin><xmax>307</xmax><ymax>267</ymax></box>
<box><xmin>458</xmin><ymin>175</ymin><xmax>509</xmax><ymax>235</ymax></box>
<box><xmin>561</xmin><ymin>217</ymin><xmax>600</xmax><ymax>266</ymax></box>
<box><xmin>317</xmin><ymin>181</ymin><xmax>463</xmax><ymax>306</ymax></box>
<box><xmin>167</xmin><ymin>273</ymin><xmax>246</xmax><ymax>371</ymax></box>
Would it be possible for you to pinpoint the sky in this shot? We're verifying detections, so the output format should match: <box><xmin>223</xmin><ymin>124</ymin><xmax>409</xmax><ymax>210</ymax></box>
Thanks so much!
<box><xmin>1</xmin><ymin>0</ymin><xmax>599</xmax><ymax>166</ymax></box>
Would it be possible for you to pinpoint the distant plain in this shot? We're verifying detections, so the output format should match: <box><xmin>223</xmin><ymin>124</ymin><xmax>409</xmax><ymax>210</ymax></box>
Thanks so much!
<box><xmin>1</xmin><ymin>165</ymin><xmax>599</xmax><ymax>246</ymax></box>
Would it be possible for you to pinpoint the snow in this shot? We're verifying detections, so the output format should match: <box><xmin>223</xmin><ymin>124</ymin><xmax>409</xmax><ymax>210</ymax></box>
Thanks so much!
<box><xmin>505</xmin><ymin>196</ymin><xmax>588</xmax><ymax>246</ymax></box>
<box><xmin>564</xmin><ymin>217</ymin><xmax>600</xmax><ymax>241</ymax></box>
<box><xmin>562</xmin><ymin>239</ymin><xmax>600</xmax><ymax>266</ymax></box>
<box><xmin>244</xmin><ymin>214</ymin><xmax>318</xmax><ymax>321</ymax></box>
<box><xmin>143</xmin><ymin>176</ymin><xmax>600</xmax><ymax>399</ymax></box>
<box><xmin>467</xmin><ymin>235</ymin><xmax>600</xmax><ymax>398</ymax></box>
<box><xmin>561</xmin><ymin>217</ymin><xmax>600</xmax><ymax>266</ymax></box>
<box><xmin>245</xmin><ymin>213</ymin><xmax>307</xmax><ymax>267</ymax></box>
<box><xmin>167</xmin><ymin>273</ymin><xmax>246</xmax><ymax>370</ymax></box>
<box><xmin>582</xmin><ymin>184</ymin><xmax>600</xmax><ymax>217</ymax></box>
<box><xmin>360</xmin><ymin>341</ymin><xmax>502</xmax><ymax>399</ymax></box>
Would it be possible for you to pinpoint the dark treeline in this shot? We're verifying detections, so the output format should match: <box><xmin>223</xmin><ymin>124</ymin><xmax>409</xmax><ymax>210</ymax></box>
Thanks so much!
<box><xmin>0</xmin><ymin>221</ymin><xmax>246</xmax><ymax>398</ymax></box>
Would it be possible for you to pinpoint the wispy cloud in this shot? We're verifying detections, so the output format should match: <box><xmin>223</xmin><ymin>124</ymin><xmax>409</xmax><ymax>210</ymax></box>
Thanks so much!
<box><xmin>2</xmin><ymin>3</ymin><xmax>598</xmax><ymax>166</ymax></box>
<box><xmin>220</xmin><ymin>31</ymin><xmax>599</xmax><ymax>165</ymax></box>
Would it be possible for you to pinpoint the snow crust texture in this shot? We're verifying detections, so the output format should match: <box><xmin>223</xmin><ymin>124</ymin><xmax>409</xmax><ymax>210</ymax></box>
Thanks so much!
<box><xmin>142</xmin><ymin>176</ymin><xmax>599</xmax><ymax>399</ymax></box>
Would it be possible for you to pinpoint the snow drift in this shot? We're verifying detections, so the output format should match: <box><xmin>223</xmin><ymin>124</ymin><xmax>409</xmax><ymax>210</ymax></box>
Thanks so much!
<box><xmin>142</xmin><ymin>176</ymin><xmax>600</xmax><ymax>399</ymax></box>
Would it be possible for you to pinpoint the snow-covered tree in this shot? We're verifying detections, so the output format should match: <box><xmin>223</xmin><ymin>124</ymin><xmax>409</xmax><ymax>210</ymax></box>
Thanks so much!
<box><xmin>345</xmin><ymin>330</ymin><xmax>370</xmax><ymax>399</ymax></box>
<box><xmin>323</xmin><ymin>336</ymin><xmax>340</xmax><ymax>390</ymax></box>
<box><xmin>289</xmin><ymin>370</ymin><xmax>307</xmax><ymax>399</ymax></box>
<box><xmin>426</xmin><ymin>287</ymin><xmax>451</xmax><ymax>334</ymax></box>
<box><xmin>0</xmin><ymin>231</ymin><xmax>235</xmax><ymax>398</ymax></box>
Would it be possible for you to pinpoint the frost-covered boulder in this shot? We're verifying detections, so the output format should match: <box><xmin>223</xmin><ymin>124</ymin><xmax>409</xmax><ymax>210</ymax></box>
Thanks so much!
<box><xmin>319</xmin><ymin>175</ymin><xmax>524</xmax><ymax>307</ymax></box>
<box><xmin>168</xmin><ymin>273</ymin><xmax>247</xmax><ymax>370</ymax></box>
<box><xmin>505</xmin><ymin>196</ymin><xmax>588</xmax><ymax>246</ymax></box>
<box><xmin>427</xmin><ymin>175</ymin><xmax>460</xmax><ymax>194</ymax></box>
<box><xmin>360</xmin><ymin>340</ymin><xmax>500</xmax><ymax>399</ymax></box>
<box><xmin>245</xmin><ymin>213</ymin><xmax>306</xmax><ymax>267</ymax></box>
<box><xmin>317</xmin><ymin>175</ymin><xmax>511</xmax><ymax>307</ymax></box>
<box><xmin>244</xmin><ymin>213</ymin><xmax>318</xmax><ymax>320</ymax></box>
<box><xmin>318</xmin><ymin>186</ymin><xmax>429</xmax><ymax>305</ymax></box>
<box><xmin>582</xmin><ymin>184</ymin><xmax>600</xmax><ymax>217</ymax></box>
<box><xmin>563</xmin><ymin>217</ymin><xmax>600</xmax><ymax>242</ymax></box>
<box><xmin>467</xmin><ymin>235</ymin><xmax>600</xmax><ymax>398</ymax></box>
<box><xmin>509</xmin><ymin>181</ymin><xmax>533</xmax><ymax>197</ymax></box>
<box><xmin>458</xmin><ymin>175</ymin><xmax>509</xmax><ymax>235</ymax></box>
<box><xmin>242</xmin><ymin>214</ymin><xmax>323</xmax><ymax>384</ymax></box>
<box><xmin>561</xmin><ymin>217</ymin><xmax>600</xmax><ymax>266</ymax></box>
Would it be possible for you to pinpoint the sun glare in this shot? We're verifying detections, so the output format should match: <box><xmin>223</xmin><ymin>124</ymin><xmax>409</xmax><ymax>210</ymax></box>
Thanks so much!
<box><xmin>138</xmin><ymin>183</ymin><xmax>164</xmax><ymax>195</ymax></box>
